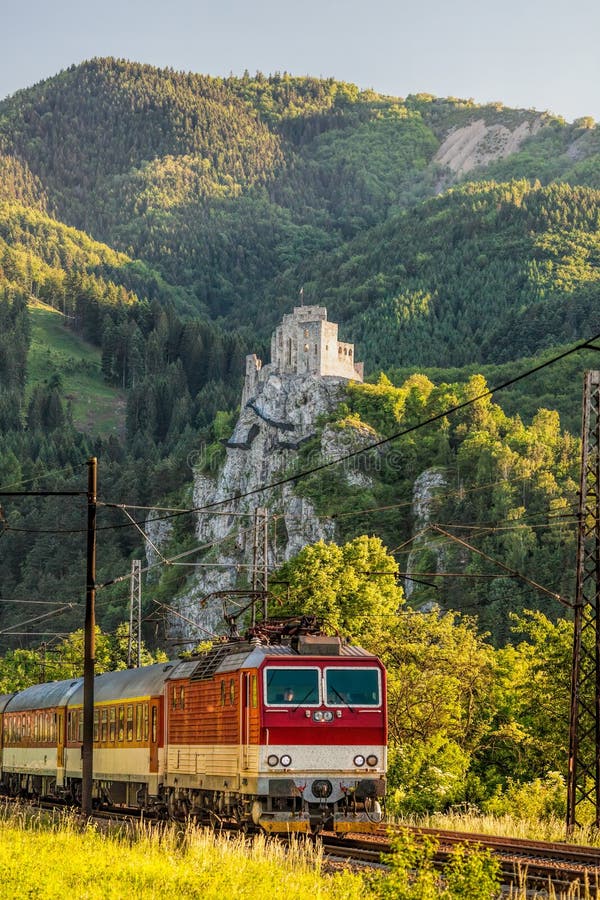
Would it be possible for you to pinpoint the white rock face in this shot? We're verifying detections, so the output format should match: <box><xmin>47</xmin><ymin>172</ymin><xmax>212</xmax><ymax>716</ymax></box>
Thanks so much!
<box><xmin>171</xmin><ymin>370</ymin><xmax>354</xmax><ymax>637</ymax></box>
<box><xmin>404</xmin><ymin>467</ymin><xmax>447</xmax><ymax>600</ymax></box>
<box><xmin>144</xmin><ymin>513</ymin><xmax>174</xmax><ymax>577</ymax></box>
<box><xmin>434</xmin><ymin>117</ymin><xmax>544</xmax><ymax>177</ymax></box>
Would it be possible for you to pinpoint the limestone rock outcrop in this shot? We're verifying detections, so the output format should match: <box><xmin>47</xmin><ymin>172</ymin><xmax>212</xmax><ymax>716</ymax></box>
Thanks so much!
<box><xmin>154</xmin><ymin>306</ymin><xmax>364</xmax><ymax>638</ymax></box>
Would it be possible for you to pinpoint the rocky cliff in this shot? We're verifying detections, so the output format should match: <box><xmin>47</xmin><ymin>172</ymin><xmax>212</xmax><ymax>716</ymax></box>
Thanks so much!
<box><xmin>168</xmin><ymin>366</ymin><xmax>357</xmax><ymax>636</ymax></box>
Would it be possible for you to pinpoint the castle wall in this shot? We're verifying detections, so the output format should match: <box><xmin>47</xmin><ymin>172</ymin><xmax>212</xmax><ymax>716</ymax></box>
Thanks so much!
<box><xmin>266</xmin><ymin>305</ymin><xmax>363</xmax><ymax>382</ymax></box>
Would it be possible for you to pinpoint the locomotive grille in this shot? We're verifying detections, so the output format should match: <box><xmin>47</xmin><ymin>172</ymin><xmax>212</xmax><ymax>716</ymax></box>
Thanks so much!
<box><xmin>189</xmin><ymin>645</ymin><xmax>233</xmax><ymax>681</ymax></box>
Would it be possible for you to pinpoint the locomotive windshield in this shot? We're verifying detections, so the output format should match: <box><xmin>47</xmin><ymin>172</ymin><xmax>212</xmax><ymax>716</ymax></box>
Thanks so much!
<box><xmin>325</xmin><ymin>668</ymin><xmax>380</xmax><ymax>707</ymax></box>
<box><xmin>265</xmin><ymin>667</ymin><xmax>320</xmax><ymax>705</ymax></box>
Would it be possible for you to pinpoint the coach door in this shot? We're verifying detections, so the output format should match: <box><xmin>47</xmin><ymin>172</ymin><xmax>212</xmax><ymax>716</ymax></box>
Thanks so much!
<box><xmin>149</xmin><ymin>701</ymin><xmax>159</xmax><ymax>773</ymax></box>
<box><xmin>241</xmin><ymin>673</ymin><xmax>250</xmax><ymax>770</ymax></box>
<box><xmin>56</xmin><ymin>710</ymin><xmax>65</xmax><ymax>767</ymax></box>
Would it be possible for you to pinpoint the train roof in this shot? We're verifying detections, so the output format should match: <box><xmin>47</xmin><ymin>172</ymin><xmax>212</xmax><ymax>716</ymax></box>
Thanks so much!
<box><xmin>5</xmin><ymin>678</ymin><xmax>81</xmax><ymax>712</ymax></box>
<box><xmin>168</xmin><ymin>640</ymin><xmax>380</xmax><ymax>683</ymax></box>
<box><xmin>4</xmin><ymin>662</ymin><xmax>180</xmax><ymax>712</ymax></box>
<box><xmin>0</xmin><ymin>693</ymin><xmax>15</xmax><ymax>713</ymax></box>
<box><xmin>68</xmin><ymin>661</ymin><xmax>179</xmax><ymax>706</ymax></box>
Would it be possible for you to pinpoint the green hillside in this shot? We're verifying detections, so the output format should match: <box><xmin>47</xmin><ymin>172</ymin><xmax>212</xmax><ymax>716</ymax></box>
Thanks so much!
<box><xmin>3</xmin><ymin>58</ymin><xmax>597</xmax><ymax>340</ymax></box>
<box><xmin>273</xmin><ymin>180</ymin><xmax>600</xmax><ymax>370</ymax></box>
<box><xmin>27</xmin><ymin>301</ymin><xmax>125</xmax><ymax>436</ymax></box>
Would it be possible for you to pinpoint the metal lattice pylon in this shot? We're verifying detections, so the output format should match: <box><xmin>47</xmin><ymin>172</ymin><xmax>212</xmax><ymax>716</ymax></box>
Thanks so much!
<box><xmin>127</xmin><ymin>559</ymin><xmax>142</xmax><ymax>668</ymax></box>
<box><xmin>567</xmin><ymin>371</ymin><xmax>600</xmax><ymax>829</ymax></box>
<box><xmin>251</xmin><ymin>507</ymin><xmax>269</xmax><ymax>624</ymax></box>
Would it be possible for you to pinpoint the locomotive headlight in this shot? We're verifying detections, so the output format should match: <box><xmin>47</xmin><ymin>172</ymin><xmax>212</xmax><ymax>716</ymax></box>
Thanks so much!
<box><xmin>353</xmin><ymin>754</ymin><xmax>366</xmax><ymax>767</ymax></box>
<box><xmin>280</xmin><ymin>754</ymin><xmax>292</xmax><ymax>767</ymax></box>
<box><xmin>312</xmin><ymin>710</ymin><xmax>334</xmax><ymax>722</ymax></box>
<box><xmin>366</xmin><ymin>754</ymin><xmax>379</xmax><ymax>767</ymax></box>
<box><xmin>267</xmin><ymin>754</ymin><xmax>279</xmax><ymax>767</ymax></box>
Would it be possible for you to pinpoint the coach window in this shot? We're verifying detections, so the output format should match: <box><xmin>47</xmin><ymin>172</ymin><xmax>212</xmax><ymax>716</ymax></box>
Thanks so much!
<box><xmin>229</xmin><ymin>679</ymin><xmax>235</xmax><ymax>706</ymax></box>
<box><xmin>136</xmin><ymin>705</ymin><xmax>142</xmax><ymax>742</ymax></box>
<box><xmin>172</xmin><ymin>686</ymin><xmax>177</xmax><ymax>710</ymax></box>
<box><xmin>221</xmin><ymin>680</ymin><xmax>226</xmax><ymax>707</ymax></box>
<box><xmin>143</xmin><ymin>703</ymin><xmax>149</xmax><ymax>742</ymax></box>
<box><xmin>126</xmin><ymin>705</ymin><xmax>134</xmax><ymax>741</ymax></box>
<box><xmin>180</xmin><ymin>687</ymin><xmax>185</xmax><ymax>710</ymax></box>
<box><xmin>251</xmin><ymin>674</ymin><xmax>258</xmax><ymax>708</ymax></box>
<box><xmin>151</xmin><ymin>706</ymin><xmax>157</xmax><ymax>743</ymax></box>
<box><xmin>109</xmin><ymin>707</ymin><xmax>116</xmax><ymax>742</ymax></box>
<box><xmin>101</xmin><ymin>709</ymin><xmax>108</xmax><ymax>742</ymax></box>
<box><xmin>78</xmin><ymin>711</ymin><xmax>83</xmax><ymax>743</ymax></box>
<box><xmin>118</xmin><ymin>706</ymin><xmax>124</xmax><ymax>742</ymax></box>
<box><xmin>93</xmin><ymin>710</ymin><xmax>99</xmax><ymax>742</ymax></box>
<box><xmin>34</xmin><ymin>714</ymin><xmax>39</xmax><ymax>742</ymax></box>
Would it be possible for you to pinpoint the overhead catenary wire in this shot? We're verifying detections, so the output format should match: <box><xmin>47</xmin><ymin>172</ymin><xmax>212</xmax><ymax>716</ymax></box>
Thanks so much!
<box><xmin>0</xmin><ymin>604</ymin><xmax>75</xmax><ymax>635</ymax></box>
<box><xmin>0</xmin><ymin>461</ymin><xmax>88</xmax><ymax>493</ymax></box>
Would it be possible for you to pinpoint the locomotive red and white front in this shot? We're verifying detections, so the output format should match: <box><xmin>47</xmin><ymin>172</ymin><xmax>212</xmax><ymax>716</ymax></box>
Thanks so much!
<box><xmin>253</xmin><ymin>643</ymin><xmax>386</xmax><ymax>832</ymax></box>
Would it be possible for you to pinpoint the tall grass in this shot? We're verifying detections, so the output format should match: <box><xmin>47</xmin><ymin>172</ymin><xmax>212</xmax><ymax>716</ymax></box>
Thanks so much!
<box><xmin>0</xmin><ymin>803</ymin><xmax>364</xmax><ymax>900</ymax></box>
<box><xmin>1</xmin><ymin>803</ymin><xmax>597</xmax><ymax>899</ymax></box>
<box><xmin>395</xmin><ymin>810</ymin><xmax>600</xmax><ymax>847</ymax></box>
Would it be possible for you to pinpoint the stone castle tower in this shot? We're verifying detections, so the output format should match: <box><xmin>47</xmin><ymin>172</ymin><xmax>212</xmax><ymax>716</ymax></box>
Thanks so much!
<box><xmin>242</xmin><ymin>305</ymin><xmax>363</xmax><ymax>404</ymax></box>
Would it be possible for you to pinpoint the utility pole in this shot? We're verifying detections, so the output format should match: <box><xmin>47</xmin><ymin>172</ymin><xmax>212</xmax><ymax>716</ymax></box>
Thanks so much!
<box><xmin>567</xmin><ymin>372</ymin><xmax>600</xmax><ymax>830</ymax></box>
<box><xmin>128</xmin><ymin>559</ymin><xmax>142</xmax><ymax>668</ymax></box>
<box><xmin>81</xmin><ymin>457</ymin><xmax>97</xmax><ymax>820</ymax></box>
<box><xmin>251</xmin><ymin>507</ymin><xmax>269</xmax><ymax>624</ymax></box>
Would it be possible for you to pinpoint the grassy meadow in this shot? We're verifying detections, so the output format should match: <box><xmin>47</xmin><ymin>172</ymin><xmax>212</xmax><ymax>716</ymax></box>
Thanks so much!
<box><xmin>0</xmin><ymin>806</ymin><xmax>365</xmax><ymax>900</ymax></box>
<box><xmin>27</xmin><ymin>300</ymin><xmax>125</xmax><ymax>437</ymax></box>
<box><xmin>2</xmin><ymin>804</ymin><xmax>600</xmax><ymax>900</ymax></box>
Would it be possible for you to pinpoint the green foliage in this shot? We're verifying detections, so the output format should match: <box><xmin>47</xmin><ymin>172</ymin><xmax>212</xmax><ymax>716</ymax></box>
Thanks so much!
<box><xmin>281</xmin><ymin>180</ymin><xmax>600</xmax><ymax>372</ymax></box>
<box><xmin>388</xmin><ymin>736</ymin><xmax>471</xmax><ymax>815</ymax></box>
<box><xmin>273</xmin><ymin>535</ymin><xmax>403</xmax><ymax>643</ymax></box>
<box><xmin>481</xmin><ymin>771</ymin><xmax>566</xmax><ymax>820</ymax></box>
<box><xmin>373</xmin><ymin>830</ymin><xmax>500</xmax><ymax>900</ymax></box>
<box><xmin>0</xmin><ymin>624</ymin><xmax>165</xmax><ymax>691</ymax></box>
<box><xmin>295</xmin><ymin>371</ymin><xmax>579</xmax><ymax>640</ymax></box>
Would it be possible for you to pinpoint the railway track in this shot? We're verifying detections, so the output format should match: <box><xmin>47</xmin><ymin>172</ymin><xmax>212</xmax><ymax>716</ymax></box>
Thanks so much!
<box><xmin>322</xmin><ymin>824</ymin><xmax>600</xmax><ymax>891</ymax></box>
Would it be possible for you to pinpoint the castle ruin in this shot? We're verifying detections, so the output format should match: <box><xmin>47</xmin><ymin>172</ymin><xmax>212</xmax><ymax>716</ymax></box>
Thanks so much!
<box><xmin>242</xmin><ymin>306</ymin><xmax>363</xmax><ymax>404</ymax></box>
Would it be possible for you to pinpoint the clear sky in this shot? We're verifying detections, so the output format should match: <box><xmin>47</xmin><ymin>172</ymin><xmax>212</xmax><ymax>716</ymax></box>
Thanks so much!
<box><xmin>3</xmin><ymin>0</ymin><xmax>599</xmax><ymax>122</ymax></box>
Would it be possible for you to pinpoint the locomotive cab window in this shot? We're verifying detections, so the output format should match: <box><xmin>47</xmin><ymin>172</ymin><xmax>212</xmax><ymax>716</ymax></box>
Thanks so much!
<box><xmin>325</xmin><ymin>667</ymin><xmax>381</xmax><ymax>707</ymax></box>
<box><xmin>264</xmin><ymin>668</ymin><xmax>320</xmax><ymax>706</ymax></box>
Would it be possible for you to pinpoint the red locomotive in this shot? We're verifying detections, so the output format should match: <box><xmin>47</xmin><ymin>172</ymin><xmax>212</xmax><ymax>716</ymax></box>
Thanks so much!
<box><xmin>0</xmin><ymin>619</ymin><xmax>387</xmax><ymax>833</ymax></box>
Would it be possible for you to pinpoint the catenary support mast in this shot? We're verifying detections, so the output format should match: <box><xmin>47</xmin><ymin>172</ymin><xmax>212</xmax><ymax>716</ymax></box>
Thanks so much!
<box><xmin>251</xmin><ymin>507</ymin><xmax>269</xmax><ymax>624</ymax></box>
<box><xmin>128</xmin><ymin>559</ymin><xmax>142</xmax><ymax>668</ymax></box>
<box><xmin>567</xmin><ymin>372</ymin><xmax>600</xmax><ymax>829</ymax></box>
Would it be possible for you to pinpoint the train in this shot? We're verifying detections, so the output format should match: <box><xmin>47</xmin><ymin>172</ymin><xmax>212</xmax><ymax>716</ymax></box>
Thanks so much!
<box><xmin>0</xmin><ymin>619</ymin><xmax>387</xmax><ymax>834</ymax></box>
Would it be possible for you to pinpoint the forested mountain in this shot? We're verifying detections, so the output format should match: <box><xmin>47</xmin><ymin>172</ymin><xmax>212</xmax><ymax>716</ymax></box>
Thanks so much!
<box><xmin>1</xmin><ymin>58</ymin><xmax>597</xmax><ymax>346</ymax></box>
<box><xmin>0</xmin><ymin>59</ymin><xmax>598</xmax><ymax>648</ymax></box>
